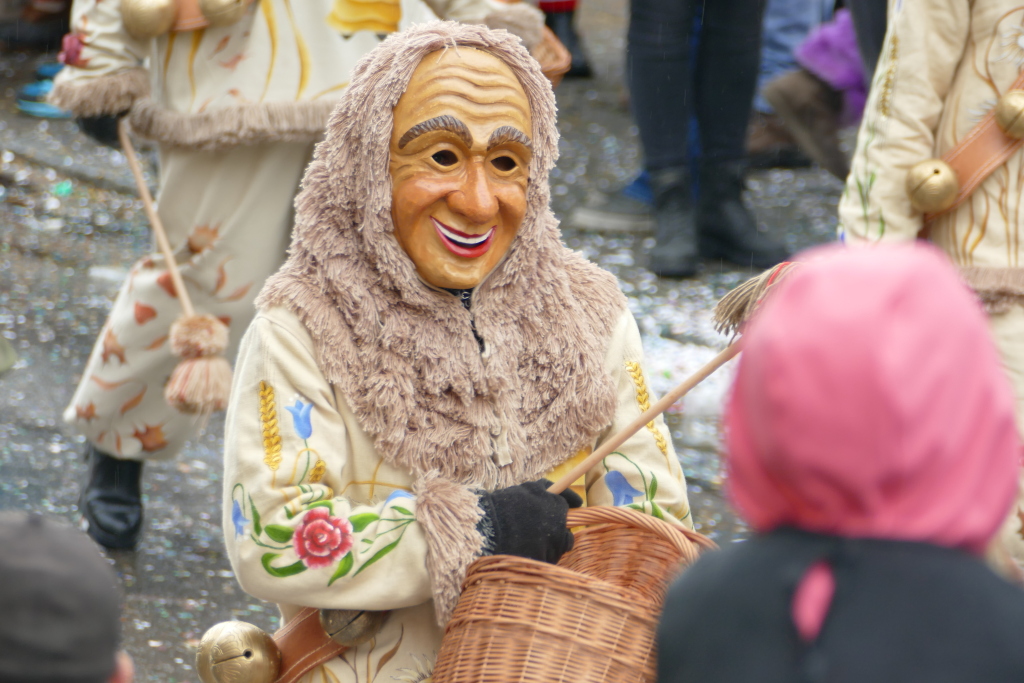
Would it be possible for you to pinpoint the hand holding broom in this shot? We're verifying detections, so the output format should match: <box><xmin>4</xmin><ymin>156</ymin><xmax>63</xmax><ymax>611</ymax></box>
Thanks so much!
<box><xmin>547</xmin><ymin>262</ymin><xmax>801</xmax><ymax>494</ymax></box>
<box><xmin>118</xmin><ymin>119</ymin><xmax>232</xmax><ymax>414</ymax></box>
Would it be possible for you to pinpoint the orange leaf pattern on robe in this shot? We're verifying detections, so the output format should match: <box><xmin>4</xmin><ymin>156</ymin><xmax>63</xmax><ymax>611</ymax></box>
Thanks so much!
<box><xmin>145</xmin><ymin>335</ymin><xmax>168</xmax><ymax>351</ymax></box>
<box><xmin>101</xmin><ymin>328</ymin><xmax>127</xmax><ymax>365</ymax></box>
<box><xmin>212</xmin><ymin>35</ymin><xmax>231</xmax><ymax>55</ymax></box>
<box><xmin>214</xmin><ymin>260</ymin><xmax>229</xmax><ymax>293</ymax></box>
<box><xmin>133</xmin><ymin>424</ymin><xmax>168</xmax><ymax>452</ymax></box>
<box><xmin>219</xmin><ymin>52</ymin><xmax>247</xmax><ymax>70</ymax></box>
<box><xmin>134</xmin><ymin>302</ymin><xmax>157</xmax><ymax>325</ymax></box>
<box><xmin>89</xmin><ymin>375</ymin><xmax>131</xmax><ymax>391</ymax></box>
<box><xmin>120</xmin><ymin>388</ymin><xmax>146</xmax><ymax>415</ymax></box>
<box><xmin>156</xmin><ymin>271</ymin><xmax>178</xmax><ymax>298</ymax></box>
<box><xmin>222</xmin><ymin>283</ymin><xmax>252</xmax><ymax>302</ymax></box>
<box><xmin>187</xmin><ymin>224</ymin><xmax>221</xmax><ymax>254</ymax></box>
<box><xmin>75</xmin><ymin>402</ymin><xmax>97</xmax><ymax>421</ymax></box>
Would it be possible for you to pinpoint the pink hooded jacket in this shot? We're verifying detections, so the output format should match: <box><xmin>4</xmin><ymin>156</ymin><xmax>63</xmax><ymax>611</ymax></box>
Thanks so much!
<box><xmin>726</xmin><ymin>242</ymin><xmax>1022</xmax><ymax>637</ymax></box>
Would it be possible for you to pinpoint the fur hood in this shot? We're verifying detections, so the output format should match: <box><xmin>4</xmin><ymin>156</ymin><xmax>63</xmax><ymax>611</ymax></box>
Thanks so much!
<box><xmin>257</xmin><ymin>21</ymin><xmax>626</xmax><ymax>622</ymax></box>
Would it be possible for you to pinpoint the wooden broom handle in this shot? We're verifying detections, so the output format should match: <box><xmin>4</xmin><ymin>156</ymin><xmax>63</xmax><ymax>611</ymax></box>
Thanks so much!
<box><xmin>547</xmin><ymin>340</ymin><xmax>742</xmax><ymax>494</ymax></box>
<box><xmin>118</xmin><ymin>119</ymin><xmax>196</xmax><ymax>318</ymax></box>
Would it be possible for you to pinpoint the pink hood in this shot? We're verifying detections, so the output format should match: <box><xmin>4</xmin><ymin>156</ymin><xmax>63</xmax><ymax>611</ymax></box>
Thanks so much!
<box><xmin>726</xmin><ymin>243</ymin><xmax>1021</xmax><ymax>555</ymax></box>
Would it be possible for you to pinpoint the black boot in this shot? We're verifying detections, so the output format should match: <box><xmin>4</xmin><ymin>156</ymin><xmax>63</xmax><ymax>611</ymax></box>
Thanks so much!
<box><xmin>698</xmin><ymin>161</ymin><xmax>790</xmax><ymax>269</ymax></box>
<box><xmin>545</xmin><ymin>10</ymin><xmax>592</xmax><ymax>78</ymax></box>
<box><xmin>80</xmin><ymin>445</ymin><xmax>143</xmax><ymax>550</ymax></box>
<box><xmin>648</xmin><ymin>167</ymin><xmax>699</xmax><ymax>278</ymax></box>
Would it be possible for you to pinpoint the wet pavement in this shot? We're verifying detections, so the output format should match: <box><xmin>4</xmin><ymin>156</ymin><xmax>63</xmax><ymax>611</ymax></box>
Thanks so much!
<box><xmin>0</xmin><ymin>2</ymin><xmax>841</xmax><ymax>680</ymax></box>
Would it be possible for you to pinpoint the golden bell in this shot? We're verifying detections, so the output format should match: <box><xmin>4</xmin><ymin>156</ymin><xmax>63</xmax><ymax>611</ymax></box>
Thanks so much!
<box><xmin>196</xmin><ymin>621</ymin><xmax>281</xmax><ymax>683</ymax></box>
<box><xmin>198</xmin><ymin>0</ymin><xmax>250</xmax><ymax>27</ymax></box>
<box><xmin>906</xmin><ymin>159</ymin><xmax>959</xmax><ymax>214</ymax></box>
<box><xmin>996</xmin><ymin>90</ymin><xmax>1024</xmax><ymax>139</ymax></box>
<box><xmin>120</xmin><ymin>0</ymin><xmax>177</xmax><ymax>40</ymax></box>
<box><xmin>319</xmin><ymin>609</ymin><xmax>389</xmax><ymax>647</ymax></box>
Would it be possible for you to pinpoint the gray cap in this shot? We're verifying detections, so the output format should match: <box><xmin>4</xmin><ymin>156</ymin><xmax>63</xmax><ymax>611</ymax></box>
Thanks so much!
<box><xmin>0</xmin><ymin>511</ymin><xmax>121</xmax><ymax>683</ymax></box>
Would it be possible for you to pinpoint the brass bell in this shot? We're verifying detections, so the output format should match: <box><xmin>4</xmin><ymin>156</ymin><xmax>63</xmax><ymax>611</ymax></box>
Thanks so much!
<box><xmin>319</xmin><ymin>609</ymin><xmax>389</xmax><ymax>647</ymax></box>
<box><xmin>120</xmin><ymin>0</ymin><xmax>177</xmax><ymax>40</ymax></box>
<box><xmin>196</xmin><ymin>621</ymin><xmax>281</xmax><ymax>683</ymax></box>
<box><xmin>906</xmin><ymin>159</ymin><xmax>959</xmax><ymax>214</ymax></box>
<box><xmin>198</xmin><ymin>0</ymin><xmax>250</xmax><ymax>27</ymax></box>
<box><xmin>996</xmin><ymin>90</ymin><xmax>1024</xmax><ymax>139</ymax></box>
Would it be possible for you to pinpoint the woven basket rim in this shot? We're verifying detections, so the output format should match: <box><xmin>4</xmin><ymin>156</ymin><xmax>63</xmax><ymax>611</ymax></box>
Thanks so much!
<box><xmin>463</xmin><ymin>558</ymin><xmax>664</xmax><ymax>614</ymax></box>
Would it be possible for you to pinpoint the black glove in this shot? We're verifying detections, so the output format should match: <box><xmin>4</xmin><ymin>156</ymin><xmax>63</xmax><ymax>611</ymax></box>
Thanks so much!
<box><xmin>477</xmin><ymin>479</ymin><xmax>583</xmax><ymax>564</ymax></box>
<box><xmin>76</xmin><ymin>112</ymin><xmax>127</xmax><ymax>148</ymax></box>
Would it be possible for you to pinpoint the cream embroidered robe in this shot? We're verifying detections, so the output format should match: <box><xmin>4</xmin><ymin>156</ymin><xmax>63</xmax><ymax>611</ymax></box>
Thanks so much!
<box><xmin>223</xmin><ymin>306</ymin><xmax>692</xmax><ymax>683</ymax></box>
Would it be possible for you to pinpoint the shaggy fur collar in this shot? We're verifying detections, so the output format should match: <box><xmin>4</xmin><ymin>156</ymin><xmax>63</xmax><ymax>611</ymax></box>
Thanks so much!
<box><xmin>258</xmin><ymin>22</ymin><xmax>626</xmax><ymax>491</ymax></box>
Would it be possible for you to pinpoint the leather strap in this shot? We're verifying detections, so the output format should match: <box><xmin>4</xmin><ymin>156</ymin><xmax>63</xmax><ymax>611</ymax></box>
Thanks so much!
<box><xmin>273</xmin><ymin>608</ymin><xmax>347</xmax><ymax>683</ymax></box>
<box><xmin>924</xmin><ymin>70</ymin><xmax>1024</xmax><ymax>224</ymax></box>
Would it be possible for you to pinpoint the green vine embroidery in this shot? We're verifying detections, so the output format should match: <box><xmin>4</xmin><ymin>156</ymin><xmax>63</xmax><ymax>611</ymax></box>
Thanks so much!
<box><xmin>232</xmin><ymin>484</ymin><xmax>416</xmax><ymax>585</ymax></box>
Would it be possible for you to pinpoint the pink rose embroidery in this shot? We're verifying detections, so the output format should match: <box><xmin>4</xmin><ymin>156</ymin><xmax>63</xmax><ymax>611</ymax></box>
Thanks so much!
<box><xmin>59</xmin><ymin>32</ymin><xmax>88</xmax><ymax>67</ymax></box>
<box><xmin>294</xmin><ymin>507</ymin><xmax>354</xmax><ymax>569</ymax></box>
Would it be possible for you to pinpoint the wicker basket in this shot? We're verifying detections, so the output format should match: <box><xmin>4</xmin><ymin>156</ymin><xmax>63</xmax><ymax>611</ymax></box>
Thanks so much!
<box><xmin>432</xmin><ymin>506</ymin><xmax>716</xmax><ymax>683</ymax></box>
<box><xmin>533</xmin><ymin>26</ymin><xmax>572</xmax><ymax>87</ymax></box>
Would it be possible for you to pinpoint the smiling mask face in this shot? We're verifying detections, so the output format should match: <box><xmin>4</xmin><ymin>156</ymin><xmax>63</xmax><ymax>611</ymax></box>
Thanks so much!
<box><xmin>389</xmin><ymin>47</ymin><xmax>533</xmax><ymax>290</ymax></box>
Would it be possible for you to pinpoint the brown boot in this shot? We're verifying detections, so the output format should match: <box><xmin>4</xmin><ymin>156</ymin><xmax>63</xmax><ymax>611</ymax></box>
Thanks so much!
<box><xmin>762</xmin><ymin>69</ymin><xmax>849</xmax><ymax>180</ymax></box>
<box><xmin>746</xmin><ymin>111</ymin><xmax>811</xmax><ymax>170</ymax></box>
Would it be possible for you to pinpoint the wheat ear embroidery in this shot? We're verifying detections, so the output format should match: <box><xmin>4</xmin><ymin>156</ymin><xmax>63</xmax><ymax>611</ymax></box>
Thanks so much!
<box><xmin>259</xmin><ymin>381</ymin><xmax>283</xmax><ymax>474</ymax></box>
<box><xmin>625</xmin><ymin>361</ymin><xmax>669</xmax><ymax>458</ymax></box>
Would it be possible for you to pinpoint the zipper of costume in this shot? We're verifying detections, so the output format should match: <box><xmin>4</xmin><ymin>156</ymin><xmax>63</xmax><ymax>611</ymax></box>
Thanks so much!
<box><xmin>416</xmin><ymin>254</ymin><xmax>513</xmax><ymax>466</ymax></box>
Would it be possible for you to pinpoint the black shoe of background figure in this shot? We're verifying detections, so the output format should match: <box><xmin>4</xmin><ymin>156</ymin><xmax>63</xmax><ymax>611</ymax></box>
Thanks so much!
<box><xmin>648</xmin><ymin>167</ymin><xmax>699</xmax><ymax>278</ymax></box>
<box><xmin>698</xmin><ymin>160</ymin><xmax>790</xmax><ymax>269</ymax></box>
<box><xmin>80</xmin><ymin>445</ymin><xmax>143</xmax><ymax>550</ymax></box>
<box><xmin>545</xmin><ymin>10</ymin><xmax>592</xmax><ymax>78</ymax></box>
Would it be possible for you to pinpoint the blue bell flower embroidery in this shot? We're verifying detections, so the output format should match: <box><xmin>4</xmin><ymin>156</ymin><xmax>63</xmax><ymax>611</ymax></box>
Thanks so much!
<box><xmin>231</xmin><ymin>499</ymin><xmax>249</xmax><ymax>537</ymax></box>
<box><xmin>286</xmin><ymin>399</ymin><xmax>314</xmax><ymax>439</ymax></box>
<box><xmin>384</xmin><ymin>489</ymin><xmax>414</xmax><ymax>506</ymax></box>
<box><xmin>605</xmin><ymin>470</ymin><xmax>643</xmax><ymax>506</ymax></box>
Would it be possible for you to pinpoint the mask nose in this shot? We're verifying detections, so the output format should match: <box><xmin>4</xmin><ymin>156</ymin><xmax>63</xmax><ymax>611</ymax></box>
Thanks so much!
<box><xmin>447</xmin><ymin>160</ymin><xmax>500</xmax><ymax>225</ymax></box>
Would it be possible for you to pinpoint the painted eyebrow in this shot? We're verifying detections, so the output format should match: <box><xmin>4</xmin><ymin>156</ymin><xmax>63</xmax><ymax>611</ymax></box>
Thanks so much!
<box><xmin>488</xmin><ymin>125</ymin><xmax>531</xmax><ymax>149</ymax></box>
<box><xmin>397</xmin><ymin>115</ymin><xmax>472</xmax><ymax>149</ymax></box>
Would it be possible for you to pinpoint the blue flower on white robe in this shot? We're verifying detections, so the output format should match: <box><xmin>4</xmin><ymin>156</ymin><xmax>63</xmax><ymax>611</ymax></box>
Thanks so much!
<box><xmin>231</xmin><ymin>500</ymin><xmax>249</xmax><ymax>537</ymax></box>
<box><xmin>286</xmin><ymin>398</ymin><xmax>314</xmax><ymax>439</ymax></box>
<box><xmin>605</xmin><ymin>470</ymin><xmax>643</xmax><ymax>506</ymax></box>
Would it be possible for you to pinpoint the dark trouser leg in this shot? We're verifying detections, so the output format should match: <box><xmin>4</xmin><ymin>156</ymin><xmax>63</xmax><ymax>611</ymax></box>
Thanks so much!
<box><xmin>628</xmin><ymin>0</ymin><xmax>699</xmax><ymax>277</ymax></box>
<box><xmin>627</xmin><ymin>0</ymin><xmax>694</xmax><ymax>172</ymax></box>
<box><xmin>541</xmin><ymin>0</ymin><xmax>592</xmax><ymax>78</ymax></box>
<box><xmin>694</xmin><ymin>0</ymin><xmax>789</xmax><ymax>268</ymax></box>
<box><xmin>847</xmin><ymin>0</ymin><xmax>887</xmax><ymax>79</ymax></box>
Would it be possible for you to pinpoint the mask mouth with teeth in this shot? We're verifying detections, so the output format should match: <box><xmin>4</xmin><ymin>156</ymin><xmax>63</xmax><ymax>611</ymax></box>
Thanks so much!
<box><xmin>388</xmin><ymin>45</ymin><xmax>533</xmax><ymax>291</ymax></box>
<box><xmin>432</xmin><ymin>219</ymin><xmax>496</xmax><ymax>258</ymax></box>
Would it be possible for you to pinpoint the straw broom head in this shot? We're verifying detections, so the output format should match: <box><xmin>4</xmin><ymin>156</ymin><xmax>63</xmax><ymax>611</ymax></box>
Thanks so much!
<box><xmin>713</xmin><ymin>261</ymin><xmax>801</xmax><ymax>337</ymax></box>
<box><xmin>549</xmin><ymin>261</ymin><xmax>800</xmax><ymax>495</ymax></box>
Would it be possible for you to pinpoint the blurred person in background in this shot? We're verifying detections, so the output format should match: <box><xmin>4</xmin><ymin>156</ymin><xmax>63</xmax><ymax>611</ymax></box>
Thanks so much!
<box><xmin>761</xmin><ymin>8</ymin><xmax>865</xmax><ymax>180</ymax></box>
<box><xmin>659</xmin><ymin>244</ymin><xmax>1024</xmax><ymax>683</ymax></box>
<box><xmin>0</xmin><ymin>510</ymin><xmax>133</xmax><ymax>683</ymax></box>
<box><xmin>628</xmin><ymin>0</ymin><xmax>789</xmax><ymax>277</ymax></box>
<box><xmin>571</xmin><ymin>0</ymin><xmax>832</xmax><ymax>235</ymax></box>
<box><xmin>540</xmin><ymin>0</ymin><xmax>591</xmax><ymax>77</ymax></box>
<box><xmin>747</xmin><ymin>0</ymin><xmax>832</xmax><ymax>169</ymax></box>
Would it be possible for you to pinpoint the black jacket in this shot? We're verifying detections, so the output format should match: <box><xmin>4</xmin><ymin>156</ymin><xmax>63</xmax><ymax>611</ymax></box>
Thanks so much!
<box><xmin>658</xmin><ymin>528</ymin><xmax>1024</xmax><ymax>683</ymax></box>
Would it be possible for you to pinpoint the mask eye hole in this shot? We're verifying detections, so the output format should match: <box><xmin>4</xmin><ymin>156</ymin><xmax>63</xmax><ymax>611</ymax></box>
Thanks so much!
<box><xmin>491</xmin><ymin>156</ymin><xmax>517</xmax><ymax>172</ymax></box>
<box><xmin>431</xmin><ymin>150</ymin><xmax>458</xmax><ymax>166</ymax></box>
